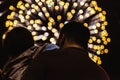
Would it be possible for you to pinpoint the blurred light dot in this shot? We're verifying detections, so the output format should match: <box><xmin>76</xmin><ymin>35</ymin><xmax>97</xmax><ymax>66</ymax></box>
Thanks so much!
<box><xmin>42</xmin><ymin>7</ymin><xmax>47</xmax><ymax>11</ymax></box>
<box><xmin>38</xmin><ymin>12</ymin><xmax>43</xmax><ymax>16</ymax></box>
<box><xmin>93</xmin><ymin>45</ymin><xmax>97</xmax><ymax>50</ymax></box>
<box><xmin>88</xmin><ymin>44</ymin><xmax>93</xmax><ymax>48</ymax></box>
<box><xmin>107</xmin><ymin>38</ymin><xmax>111</xmax><ymax>42</ymax></box>
<box><xmin>90</xmin><ymin>9</ymin><xmax>96</xmax><ymax>14</ymax></box>
<box><xmin>84</xmin><ymin>23</ymin><xmax>88</xmax><ymax>27</ymax></box>
<box><xmin>91</xmin><ymin>1</ymin><xmax>97</xmax><ymax>5</ymax></box>
<box><xmin>49</xmin><ymin>17</ymin><xmax>54</xmax><ymax>22</ymax></box>
<box><xmin>50</xmin><ymin>37</ymin><xmax>55</xmax><ymax>42</ymax></box>
<box><xmin>51</xmin><ymin>40</ymin><xmax>56</xmax><ymax>44</ymax></box>
<box><xmin>33</xmin><ymin>36</ymin><xmax>38</xmax><ymax>41</ymax></box>
<box><xmin>52</xmin><ymin>28</ymin><xmax>57</xmax><ymax>33</ymax></box>
<box><xmin>44</xmin><ymin>32</ymin><xmax>49</xmax><ymax>36</ymax></box>
<box><xmin>89</xmin><ymin>39</ymin><xmax>93</xmax><ymax>43</ymax></box>
<box><xmin>19</xmin><ymin>5</ymin><xmax>25</xmax><ymax>10</ymax></box>
<box><xmin>42</xmin><ymin>26</ymin><xmax>47</xmax><ymax>31</ymax></box>
<box><xmin>35</xmin><ymin>0</ymin><xmax>39</xmax><ymax>3</ymax></box>
<box><xmin>38</xmin><ymin>2</ymin><xmax>42</xmax><ymax>6</ymax></box>
<box><xmin>71</xmin><ymin>9</ymin><xmax>76</xmax><ymax>14</ymax></box>
<box><xmin>104</xmin><ymin>49</ymin><xmax>108</xmax><ymax>54</ymax></box>
<box><xmin>35</xmin><ymin>19</ymin><xmax>41</xmax><ymax>24</ymax></box>
<box><xmin>25</xmin><ymin>15</ymin><xmax>30</xmax><ymax>19</ymax></box>
<box><xmin>48</xmin><ymin>26</ymin><xmax>52</xmax><ymax>30</ymax></box>
<box><xmin>96</xmin><ymin>23</ymin><xmax>101</xmax><ymax>27</ymax></box>
<box><xmin>78</xmin><ymin>15</ymin><xmax>83</xmax><ymax>20</ymax></box>
<box><xmin>94</xmin><ymin>29</ymin><xmax>98</xmax><ymax>33</ymax></box>
<box><xmin>97</xmin><ymin>60</ymin><xmax>102</xmax><ymax>65</ymax></box>
<box><xmin>33</xmin><ymin>24</ymin><xmax>38</xmax><ymax>28</ymax></box>
<box><xmin>11</xmin><ymin>12</ymin><xmax>15</xmax><ymax>17</ymax></box>
<box><xmin>8</xmin><ymin>27</ymin><xmax>13</xmax><ymax>31</ymax></box>
<box><xmin>17</xmin><ymin>1</ymin><xmax>23</xmax><ymax>8</ymax></box>
<box><xmin>27</xmin><ymin>25</ymin><xmax>32</xmax><ymax>30</ymax></box>
<box><xmin>64</xmin><ymin>5</ymin><xmax>68</xmax><ymax>9</ymax></box>
<box><xmin>19</xmin><ymin>10</ymin><xmax>23</xmax><ymax>14</ymax></box>
<box><xmin>67</xmin><ymin>12</ymin><xmax>73</xmax><ymax>19</ymax></box>
<box><xmin>97</xmin><ymin>39</ymin><xmax>101</xmax><ymax>43</ymax></box>
<box><xmin>41</xmin><ymin>0</ymin><xmax>45</xmax><ymax>2</ymax></box>
<box><xmin>55</xmin><ymin>6</ymin><xmax>59</xmax><ymax>10</ymax></box>
<box><xmin>92</xmin><ymin>25</ymin><xmax>96</xmax><ymax>29</ymax></box>
<box><xmin>59</xmin><ymin>1</ymin><xmax>64</xmax><ymax>6</ymax></box>
<box><xmin>7</xmin><ymin>15</ymin><xmax>12</xmax><ymax>19</ymax></box>
<box><xmin>27</xmin><ymin>10</ymin><xmax>31</xmax><ymax>15</ymax></box>
<box><xmin>9</xmin><ymin>5</ymin><xmax>15</xmax><ymax>10</ymax></box>
<box><xmin>101</xmin><ymin>26</ymin><xmax>105</xmax><ymax>30</ymax></box>
<box><xmin>48</xmin><ymin>22</ymin><xmax>52</xmax><ymax>26</ymax></box>
<box><xmin>34</xmin><ymin>5</ymin><xmax>39</xmax><ymax>10</ymax></box>
<box><xmin>35</xmin><ymin>26</ymin><xmax>40</xmax><ymax>30</ymax></box>
<box><xmin>93</xmin><ymin>55</ymin><xmax>98</xmax><ymax>61</ymax></box>
<box><xmin>59</xmin><ymin>23</ymin><xmax>64</xmax><ymax>28</ymax></box>
<box><xmin>42</xmin><ymin>36</ymin><xmax>47</xmax><ymax>41</ymax></box>
<box><xmin>98</xmin><ymin>7</ymin><xmax>102</xmax><ymax>11</ymax></box>
<box><xmin>102</xmin><ymin>11</ymin><xmax>106</xmax><ymax>15</ymax></box>
<box><xmin>25</xmin><ymin>3</ymin><xmax>30</xmax><ymax>7</ymax></box>
<box><xmin>19</xmin><ymin>15</ymin><xmax>24</xmax><ymax>19</ymax></box>
<box><xmin>103</xmin><ymin>21</ymin><xmax>108</xmax><ymax>26</ymax></box>
<box><xmin>85</xmin><ymin>13</ymin><xmax>90</xmax><ymax>18</ymax></box>
<box><xmin>13</xmin><ymin>20</ymin><xmax>18</xmax><ymax>26</ymax></box>
<box><xmin>97</xmin><ymin>51</ymin><xmax>101</xmax><ymax>55</ymax></box>
<box><xmin>73</xmin><ymin>2</ymin><xmax>78</xmax><ymax>7</ymax></box>
<box><xmin>92</xmin><ymin>37</ymin><xmax>96</xmax><ymax>41</ymax></box>
<box><xmin>100</xmin><ymin>16</ymin><xmax>106</xmax><ymax>21</ymax></box>
<box><xmin>103</xmin><ymin>41</ymin><xmax>107</xmax><ymax>45</ymax></box>
<box><xmin>32</xmin><ymin>31</ymin><xmax>37</xmax><ymax>36</ymax></box>
<box><xmin>45</xmin><ymin>13</ymin><xmax>50</xmax><ymax>17</ymax></box>
<box><xmin>30</xmin><ymin>20</ymin><xmax>34</xmax><ymax>24</ymax></box>
<box><xmin>85</xmin><ymin>3</ymin><xmax>88</xmax><ymax>7</ymax></box>
<box><xmin>80</xmin><ymin>1</ymin><xmax>84</xmax><ymax>6</ymax></box>
<box><xmin>31</xmin><ymin>4</ymin><xmax>35</xmax><ymax>8</ymax></box>
<box><xmin>78</xmin><ymin>10</ymin><xmax>83</xmax><ymax>14</ymax></box>
<box><xmin>54</xmin><ymin>32</ymin><xmax>59</xmax><ymax>38</ymax></box>
<box><xmin>101</xmin><ymin>45</ymin><xmax>105</xmax><ymax>49</ymax></box>
<box><xmin>57</xmin><ymin>15</ymin><xmax>62</xmax><ymax>20</ymax></box>
<box><xmin>87</xmin><ymin>7</ymin><xmax>92</xmax><ymax>11</ymax></box>
<box><xmin>88</xmin><ymin>53</ymin><xmax>93</xmax><ymax>58</ymax></box>
<box><xmin>31</xmin><ymin>9</ymin><xmax>36</xmax><ymax>13</ymax></box>
<box><xmin>2</xmin><ymin>34</ymin><xmax>6</xmax><ymax>40</ymax></box>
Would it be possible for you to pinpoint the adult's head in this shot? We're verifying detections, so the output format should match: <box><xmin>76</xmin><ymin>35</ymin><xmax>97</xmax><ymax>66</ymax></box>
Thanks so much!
<box><xmin>58</xmin><ymin>21</ymin><xmax>90</xmax><ymax>49</ymax></box>
<box><xmin>2</xmin><ymin>27</ymin><xmax>34</xmax><ymax>58</ymax></box>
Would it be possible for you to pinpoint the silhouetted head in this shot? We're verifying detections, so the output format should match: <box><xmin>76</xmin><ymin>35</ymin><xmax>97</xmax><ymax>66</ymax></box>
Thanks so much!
<box><xmin>2</xmin><ymin>27</ymin><xmax>34</xmax><ymax>58</ymax></box>
<box><xmin>58</xmin><ymin>21</ymin><xmax>90</xmax><ymax>49</ymax></box>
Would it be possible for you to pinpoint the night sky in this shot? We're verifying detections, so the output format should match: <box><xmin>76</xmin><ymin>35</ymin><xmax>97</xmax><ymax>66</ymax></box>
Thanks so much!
<box><xmin>96</xmin><ymin>0</ymin><xmax>120</xmax><ymax>79</ymax></box>
<box><xmin>0</xmin><ymin>0</ymin><xmax>120</xmax><ymax>80</ymax></box>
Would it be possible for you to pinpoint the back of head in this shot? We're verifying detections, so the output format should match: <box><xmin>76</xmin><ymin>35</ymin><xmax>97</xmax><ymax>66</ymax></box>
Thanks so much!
<box><xmin>58</xmin><ymin>21</ymin><xmax>90</xmax><ymax>49</ymax></box>
<box><xmin>2</xmin><ymin>27</ymin><xmax>34</xmax><ymax>57</ymax></box>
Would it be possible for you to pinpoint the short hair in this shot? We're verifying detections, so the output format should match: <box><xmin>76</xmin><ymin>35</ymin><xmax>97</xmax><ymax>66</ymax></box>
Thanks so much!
<box><xmin>59</xmin><ymin>21</ymin><xmax>90</xmax><ymax>49</ymax></box>
<box><xmin>2</xmin><ymin>27</ymin><xmax>34</xmax><ymax>57</ymax></box>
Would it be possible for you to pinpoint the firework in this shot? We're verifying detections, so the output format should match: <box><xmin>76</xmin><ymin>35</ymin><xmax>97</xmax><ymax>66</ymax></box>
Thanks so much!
<box><xmin>4</xmin><ymin>0</ymin><xmax>111</xmax><ymax>65</ymax></box>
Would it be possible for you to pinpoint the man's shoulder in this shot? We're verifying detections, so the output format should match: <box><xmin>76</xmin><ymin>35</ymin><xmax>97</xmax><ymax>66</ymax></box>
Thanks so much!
<box><xmin>41</xmin><ymin>49</ymin><xmax>60</xmax><ymax>55</ymax></box>
<box><xmin>38</xmin><ymin>49</ymin><xmax>60</xmax><ymax>56</ymax></box>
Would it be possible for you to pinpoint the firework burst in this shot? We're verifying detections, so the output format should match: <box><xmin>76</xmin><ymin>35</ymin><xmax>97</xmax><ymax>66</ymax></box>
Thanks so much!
<box><xmin>4</xmin><ymin>0</ymin><xmax>111</xmax><ymax>65</ymax></box>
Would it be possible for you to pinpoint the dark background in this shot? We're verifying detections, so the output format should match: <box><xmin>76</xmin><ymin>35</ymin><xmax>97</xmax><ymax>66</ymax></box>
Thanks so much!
<box><xmin>96</xmin><ymin>0</ymin><xmax>120</xmax><ymax>79</ymax></box>
<box><xmin>0</xmin><ymin>0</ymin><xmax>120</xmax><ymax>80</ymax></box>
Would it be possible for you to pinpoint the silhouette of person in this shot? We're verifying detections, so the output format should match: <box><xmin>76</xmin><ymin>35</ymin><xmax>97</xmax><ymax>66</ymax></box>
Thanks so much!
<box><xmin>1</xmin><ymin>27</ymin><xmax>40</xmax><ymax>80</ymax></box>
<box><xmin>1</xmin><ymin>26</ymin><xmax>59</xmax><ymax>80</ymax></box>
<box><xmin>21</xmin><ymin>21</ymin><xmax>110</xmax><ymax>80</ymax></box>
